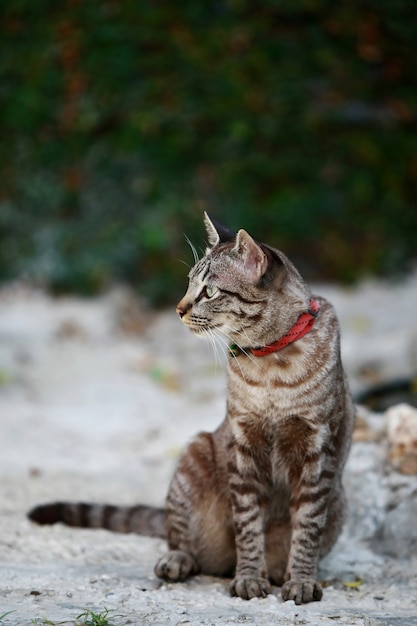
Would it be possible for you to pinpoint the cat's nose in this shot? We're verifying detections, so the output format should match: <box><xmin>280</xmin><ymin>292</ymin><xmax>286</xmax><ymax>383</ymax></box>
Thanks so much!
<box><xmin>176</xmin><ymin>299</ymin><xmax>191</xmax><ymax>319</ymax></box>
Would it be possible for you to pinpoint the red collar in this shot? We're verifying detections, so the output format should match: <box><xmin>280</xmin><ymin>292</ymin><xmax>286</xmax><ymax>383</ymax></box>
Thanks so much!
<box><xmin>229</xmin><ymin>299</ymin><xmax>320</xmax><ymax>358</ymax></box>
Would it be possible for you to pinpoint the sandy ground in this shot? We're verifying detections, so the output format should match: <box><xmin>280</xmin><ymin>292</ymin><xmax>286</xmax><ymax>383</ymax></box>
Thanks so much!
<box><xmin>1</xmin><ymin>274</ymin><xmax>417</xmax><ymax>626</ymax></box>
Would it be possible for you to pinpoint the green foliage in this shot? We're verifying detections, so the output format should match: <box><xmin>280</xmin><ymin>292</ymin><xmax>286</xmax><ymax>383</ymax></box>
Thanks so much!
<box><xmin>31</xmin><ymin>609</ymin><xmax>121</xmax><ymax>626</ymax></box>
<box><xmin>1</xmin><ymin>1</ymin><xmax>416</xmax><ymax>304</ymax></box>
<box><xmin>76</xmin><ymin>609</ymin><xmax>118</xmax><ymax>626</ymax></box>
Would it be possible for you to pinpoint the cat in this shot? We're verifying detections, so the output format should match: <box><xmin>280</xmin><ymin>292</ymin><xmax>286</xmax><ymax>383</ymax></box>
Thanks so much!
<box><xmin>29</xmin><ymin>213</ymin><xmax>354</xmax><ymax>605</ymax></box>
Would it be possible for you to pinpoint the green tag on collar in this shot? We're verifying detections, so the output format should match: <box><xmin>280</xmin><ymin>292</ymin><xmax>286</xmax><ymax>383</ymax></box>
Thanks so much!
<box><xmin>229</xmin><ymin>343</ymin><xmax>241</xmax><ymax>357</ymax></box>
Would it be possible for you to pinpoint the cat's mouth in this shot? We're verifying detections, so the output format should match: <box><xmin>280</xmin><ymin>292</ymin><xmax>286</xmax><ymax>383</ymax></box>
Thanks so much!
<box><xmin>182</xmin><ymin>319</ymin><xmax>220</xmax><ymax>336</ymax></box>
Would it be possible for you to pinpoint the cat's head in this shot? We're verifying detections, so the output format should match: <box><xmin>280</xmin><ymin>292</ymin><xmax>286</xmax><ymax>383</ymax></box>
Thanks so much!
<box><xmin>177</xmin><ymin>213</ymin><xmax>311</xmax><ymax>349</ymax></box>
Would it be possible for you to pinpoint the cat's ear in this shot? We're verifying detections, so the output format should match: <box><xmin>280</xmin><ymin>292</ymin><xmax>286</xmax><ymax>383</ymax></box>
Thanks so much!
<box><xmin>233</xmin><ymin>229</ymin><xmax>268</xmax><ymax>282</ymax></box>
<box><xmin>204</xmin><ymin>212</ymin><xmax>220</xmax><ymax>246</ymax></box>
<box><xmin>204</xmin><ymin>212</ymin><xmax>236</xmax><ymax>247</ymax></box>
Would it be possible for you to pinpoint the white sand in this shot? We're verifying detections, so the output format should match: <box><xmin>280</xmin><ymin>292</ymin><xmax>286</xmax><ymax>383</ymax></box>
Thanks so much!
<box><xmin>1</xmin><ymin>276</ymin><xmax>417</xmax><ymax>625</ymax></box>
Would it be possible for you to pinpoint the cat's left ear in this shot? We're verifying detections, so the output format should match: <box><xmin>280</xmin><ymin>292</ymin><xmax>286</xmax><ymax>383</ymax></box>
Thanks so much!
<box><xmin>233</xmin><ymin>229</ymin><xmax>268</xmax><ymax>282</ymax></box>
<box><xmin>204</xmin><ymin>212</ymin><xmax>236</xmax><ymax>248</ymax></box>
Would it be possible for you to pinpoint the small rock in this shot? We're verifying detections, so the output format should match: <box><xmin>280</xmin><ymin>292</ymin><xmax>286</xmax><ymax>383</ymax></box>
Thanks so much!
<box><xmin>385</xmin><ymin>403</ymin><xmax>417</xmax><ymax>475</ymax></box>
<box><xmin>373</xmin><ymin>495</ymin><xmax>417</xmax><ymax>558</ymax></box>
<box><xmin>55</xmin><ymin>319</ymin><xmax>88</xmax><ymax>340</ymax></box>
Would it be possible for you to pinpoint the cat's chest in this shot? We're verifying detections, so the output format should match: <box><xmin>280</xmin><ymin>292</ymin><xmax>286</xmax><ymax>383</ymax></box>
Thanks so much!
<box><xmin>228</xmin><ymin>405</ymin><xmax>323</xmax><ymax>488</ymax></box>
<box><xmin>227</xmin><ymin>352</ymin><xmax>309</xmax><ymax>416</ymax></box>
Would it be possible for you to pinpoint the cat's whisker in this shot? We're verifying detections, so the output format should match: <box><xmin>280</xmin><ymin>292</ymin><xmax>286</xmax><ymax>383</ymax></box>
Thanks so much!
<box><xmin>211</xmin><ymin>328</ymin><xmax>229</xmax><ymax>353</ymax></box>
<box><xmin>207</xmin><ymin>327</ymin><xmax>224</xmax><ymax>371</ymax></box>
<box><xmin>204</xmin><ymin>328</ymin><xmax>222</xmax><ymax>372</ymax></box>
<box><xmin>206</xmin><ymin>330</ymin><xmax>219</xmax><ymax>372</ymax></box>
<box><xmin>184</xmin><ymin>235</ymin><xmax>200</xmax><ymax>264</ymax></box>
<box><xmin>212</xmin><ymin>330</ymin><xmax>232</xmax><ymax>355</ymax></box>
<box><xmin>223</xmin><ymin>323</ymin><xmax>255</xmax><ymax>349</ymax></box>
<box><xmin>215</xmin><ymin>330</ymin><xmax>251</xmax><ymax>382</ymax></box>
<box><xmin>209</xmin><ymin>330</ymin><xmax>228</xmax><ymax>373</ymax></box>
<box><xmin>220</xmin><ymin>326</ymin><xmax>261</xmax><ymax>370</ymax></box>
<box><xmin>176</xmin><ymin>257</ymin><xmax>191</xmax><ymax>269</ymax></box>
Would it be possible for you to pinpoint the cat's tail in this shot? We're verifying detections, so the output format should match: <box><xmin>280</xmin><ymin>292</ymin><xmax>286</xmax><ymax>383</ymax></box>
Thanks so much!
<box><xmin>28</xmin><ymin>502</ymin><xmax>166</xmax><ymax>538</ymax></box>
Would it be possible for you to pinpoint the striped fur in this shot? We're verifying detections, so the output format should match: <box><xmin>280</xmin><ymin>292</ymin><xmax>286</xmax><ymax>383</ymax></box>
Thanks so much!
<box><xmin>28</xmin><ymin>215</ymin><xmax>354</xmax><ymax>604</ymax></box>
<box><xmin>29</xmin><ymin>502</ymin><xmax>166</xmax><ymax>538</ymax></box>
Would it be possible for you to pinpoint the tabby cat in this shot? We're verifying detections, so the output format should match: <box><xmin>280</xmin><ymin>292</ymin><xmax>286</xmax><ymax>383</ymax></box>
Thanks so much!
<box><xmin>29</xmin><ymin>214</ymin><xmax>354</xmax><ymax>604</ymax></box>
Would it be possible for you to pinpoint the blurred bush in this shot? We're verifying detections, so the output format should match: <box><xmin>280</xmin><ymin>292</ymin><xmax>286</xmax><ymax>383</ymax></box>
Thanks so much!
<box><xmin>1</xmin><ymin>1</ymin><xmax>416</xmax><ymax>305</ymax></box>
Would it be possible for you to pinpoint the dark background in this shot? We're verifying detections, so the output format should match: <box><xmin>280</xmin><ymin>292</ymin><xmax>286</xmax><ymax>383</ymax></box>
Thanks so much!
<box><xmin>1</xmin><ymin>1</ymin><xmax>416</xmax><ymax>305</ymax></box>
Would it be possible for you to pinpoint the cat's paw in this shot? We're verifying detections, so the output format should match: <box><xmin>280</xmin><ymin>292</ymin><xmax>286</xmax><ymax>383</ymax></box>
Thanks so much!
<box><xmin>230</xmin><ymin>576</ymin><xmax>271</xmax><ymax>600</ymax></box>
<box><xmin>154</xmin><ymin>550</ymin><xmax>199</xmax><ymax>582</ymax></box>
<box><xmin>281</xmin><ymin>579</ymin><xmax>323</xmax><ymax>604</ymax></box>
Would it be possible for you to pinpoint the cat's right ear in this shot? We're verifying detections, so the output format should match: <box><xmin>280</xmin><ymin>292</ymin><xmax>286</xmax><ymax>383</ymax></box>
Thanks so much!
<box><xmin>233</xmin><ymin>229</ymin><xmax>268</xmax><ymax>283</ymax></box>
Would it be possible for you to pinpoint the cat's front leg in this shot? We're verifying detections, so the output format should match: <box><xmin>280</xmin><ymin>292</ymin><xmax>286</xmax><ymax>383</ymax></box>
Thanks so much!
<box><xmin>282</xmin><ymin>454</ymin><xmax>332</xmax><ymax>604</ymax></box>
<box><xmin>228</xmin><ymin>441</ymin><xmax>271</xmax><ymax>600</ymax></box>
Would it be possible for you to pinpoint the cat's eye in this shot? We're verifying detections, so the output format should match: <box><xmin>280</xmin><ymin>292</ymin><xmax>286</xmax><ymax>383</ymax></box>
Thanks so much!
<box><xmin>205</xmin><ymin>284</ymin><xmax>218</xmax><ymax>298</ymax></box>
